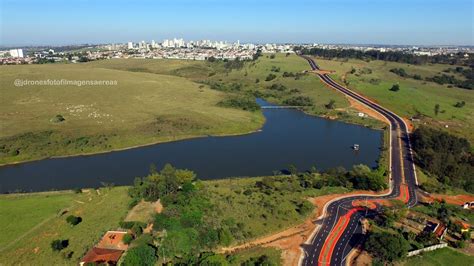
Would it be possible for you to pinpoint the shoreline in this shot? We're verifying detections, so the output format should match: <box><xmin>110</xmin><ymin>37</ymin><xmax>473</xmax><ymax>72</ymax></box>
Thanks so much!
<box><xmin>0</xmin><ymin>106</ymin><xmax>385</xmax><ymax>168</ymax></box>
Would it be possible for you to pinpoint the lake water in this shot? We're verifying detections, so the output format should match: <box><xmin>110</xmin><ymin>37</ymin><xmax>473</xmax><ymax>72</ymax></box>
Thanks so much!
<box><xmin>0</xmin><ymin>100</ymin><xmax>382</xmax><ymax>193</ymax></box>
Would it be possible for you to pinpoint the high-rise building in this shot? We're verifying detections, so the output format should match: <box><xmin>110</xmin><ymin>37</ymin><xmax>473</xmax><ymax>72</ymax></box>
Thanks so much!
<box><xmin>9</xmin><ymin>49</ymin><xmax>24</xmax><ymax>58</ymax></box>
<box><xmin>127</xmin><ymin>42</ymin><xmax>133</xmax><ymax>49</ymax></box>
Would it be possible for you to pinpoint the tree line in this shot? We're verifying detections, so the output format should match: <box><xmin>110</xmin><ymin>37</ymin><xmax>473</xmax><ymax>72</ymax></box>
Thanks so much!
<box><xmin>411</xmin><ymin>126</ymin><xmax>473</xmax><ymax>193</ymax></box>
<box><xmin>299</xmin><ymin>47</ymin><xmax>473</xmax><ymax>66</ymax></box>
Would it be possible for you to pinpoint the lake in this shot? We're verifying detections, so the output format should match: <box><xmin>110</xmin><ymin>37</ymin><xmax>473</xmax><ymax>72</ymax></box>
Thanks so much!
<box><xmin>0</xmin><ymin>100</ymin><xmax>383</xmax><ymax>193</ymax></box>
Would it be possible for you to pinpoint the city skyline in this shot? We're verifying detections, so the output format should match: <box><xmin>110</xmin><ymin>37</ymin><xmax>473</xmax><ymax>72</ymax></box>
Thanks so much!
<box><xmin>1</xmin><ymin>0</ymin><xmax>473</xmax><ymax>46</ymax></box>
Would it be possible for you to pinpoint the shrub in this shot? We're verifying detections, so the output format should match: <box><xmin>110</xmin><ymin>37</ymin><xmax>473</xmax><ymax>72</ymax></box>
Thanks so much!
<box><xmin>66</xmin><ymin>215</ymin><xmax>82</xmax><ymax>226</ymax></box>
<box><xmin>52</xmin><ymin>114</ymin><xmax>65</xmax><ymax>123</ymax></box>
<box><xmin>51</xmin><ymin>239</ymin><xmax>68</xmax><ymax>251</ymax></box>
<box><xmin>389</xmin><ymin>84</ymin><xmax>400</xmax><ymax>91</ymax></box>
<box><xmin>265</xmin><ymin>73</ymin><xmax>277</xmax><ymax>81</ymax></box>
<box><xmin>122</xmin><ymin>233</ymin><xmax>133</xmax><ymax>245</ymax></box>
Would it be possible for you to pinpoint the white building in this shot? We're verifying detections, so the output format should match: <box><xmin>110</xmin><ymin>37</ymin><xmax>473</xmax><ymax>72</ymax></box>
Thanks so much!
<box><xmin>9</xmin><ymin>49</ymin><xmax>24</xmax><ymax>58</ymax></box>
<box><xmin>127</xmin><ymin>42</ymin><xmax>133</xmax><ymax>49</ymax></box>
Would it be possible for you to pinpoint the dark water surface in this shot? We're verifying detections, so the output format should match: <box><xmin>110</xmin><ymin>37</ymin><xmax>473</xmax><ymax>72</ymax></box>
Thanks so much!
<box><xmin>0</xmin><ymin>100</ymin><xmax>382</xmax><ymax>193</ymax></box>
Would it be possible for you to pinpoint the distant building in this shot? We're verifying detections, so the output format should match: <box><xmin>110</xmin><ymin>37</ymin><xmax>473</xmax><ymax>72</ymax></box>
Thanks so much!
<box><xmin>127</xmin><ymin>42</ymin><xmax>133</xmax><ymax>49</ymax></box>
<box><xmin>9</xmin><ymin>49</ymin><xmax>24</xmax><ymax>58</ymax></box>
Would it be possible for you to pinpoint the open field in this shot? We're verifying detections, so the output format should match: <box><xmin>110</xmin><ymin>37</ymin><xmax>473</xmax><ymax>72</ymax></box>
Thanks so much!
<box><xmin>402</xmin><ymin>247</ymin><xmax>474</xmax><ymax>266</ymax></box>
<box><xmin>206</xmin><ymin>177</ymin><xmax>347</xmax><ymax>242</ymax></box>
<box><xmin>0</xmin><ymin>191</ymin><xmax>75</xmax><ymax>248</ymax></box>
<box><xmin>0</xmin><ymin>63</ymin><xmax>263</xmax><ymax>164</ymax></box>
<box><xmin>0</xmin><ymin>187</ymin><xmax>130</xmax><ymax>265</ymax></box>
<box><xmin>0</xmin><ymin>54</ymin><xmax>387</xmax><ymax>165</ymax></box>
<box><xmin>229</xmin><ymin>247</ymin><xmax>282</xmax><ymax>265</ymax></box>
<box><xmin>314</xmin><ymin>57</ymin><xmax>474</xmax><ymax>142</ymax></box>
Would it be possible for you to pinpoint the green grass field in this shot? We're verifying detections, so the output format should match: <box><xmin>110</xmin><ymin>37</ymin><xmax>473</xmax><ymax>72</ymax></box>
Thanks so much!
<box><xmin>0</xmin><ymin>192</ymin><xmax>75</xmax><ymax>248</ymax></box>
<box><xmin>205</xmin><ymin>177</ymin><xmax>348</xmax><ymax>242</ymax></box>
<box><xmin>402</xmin><ymin>247</ymin><xmax>474</xmax><ymax>266</ymax></box>
<box><xmin>314</xmin><ymin>57</ymin><xmax>474</xmax><ymax>142</ymax></box>
<box><xmin>1</xmin><ymin>54</ymin><xmax>387</xmax><ymax>165</ymax></box>
<box><xmin>0</xmin><ymin>187</ymin><xmax>130</xmax><ymax>265</ymax></box>
<box><xmin>0</xmin><ymin>63</ymin><xmax>263</xmax><ymax>164</ymax></box>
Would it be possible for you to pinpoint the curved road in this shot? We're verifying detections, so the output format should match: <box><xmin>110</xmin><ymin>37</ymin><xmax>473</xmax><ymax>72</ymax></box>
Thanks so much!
<box><xmin>298</xmin><ymin>55</ymin><xmax>418</xmax><ymax>265</ymax></box>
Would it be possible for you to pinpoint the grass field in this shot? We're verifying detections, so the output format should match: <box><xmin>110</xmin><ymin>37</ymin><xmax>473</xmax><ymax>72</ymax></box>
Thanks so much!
<box><xmin>0</xmin><ymin>63</ymin><xmax>263</xmax><ymax>164</ymax></box>
<box><xmin>402</xmin><ymin>247</ymin><xmax>474</xmax><ymax>266</ymax></box>
<box><xmin>314</xmin><ymin>57</ymin><xmax>474</xmax><ymax>142</ymax></box>
<box><xmin>1</xmin><ymin>54</ymin><xmax>387</xmax><ymax>165</ymax></box>
<box><xmin>229</xmin><ymin>247</ymin><xmax>282</xmax><ymax>265</ymax></box>
<box><xmin>0</xmin><ymin>191</ymin><xmax>75</xmax><ymax>248</ymax></box>
<box><xmin>205</xmin><ymin>177</ymin><xmax>348</xmax><ymax>242</ymax></box>
<box><xmin>0</xmin><ymin>187</ymin><xmax>130</xmax><ymax>265</ymax></box>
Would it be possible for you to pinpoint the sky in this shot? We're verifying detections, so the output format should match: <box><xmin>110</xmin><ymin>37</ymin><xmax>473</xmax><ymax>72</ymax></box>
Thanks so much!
<box><xmin>1</xmin><ymin>0</ymin><xmax>473</xmax><ymax>46</ymax></box>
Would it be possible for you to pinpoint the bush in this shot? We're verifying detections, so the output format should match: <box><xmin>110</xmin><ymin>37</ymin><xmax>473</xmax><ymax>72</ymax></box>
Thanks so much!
<box><xmin>65</xmin><ymin>215</ymin><xmax>82</xmax><ymax>226</ymax></box>
<box><xmin>389</xmin><ymin>84</ymin><xmax>400</xmax><ymax>91</ymax></box>
<box><xmin>122</xmin><ymin>233</ymin><xmax>133</xmax><ymax>245</ymax></box>
<box><xmin>265</xmin><ymin>73</ymin><xmax>277</xmax><ymax>81</ymax></box>
<box><xmin>52</xmin><ymin>114</ymin><xmax>65</xmax><ymax>123</ymax></box>
<box><xmin>51</xmin><ymin>239</ymin><xmax>68</xmax><ymax>251</ymax></box>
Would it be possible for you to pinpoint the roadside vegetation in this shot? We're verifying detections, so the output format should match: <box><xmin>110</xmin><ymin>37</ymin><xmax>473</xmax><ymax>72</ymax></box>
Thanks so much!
<box><xmin>411</xmin><ymin>126</ymin><xmax>473</xmax><ymax>193</ymax></box>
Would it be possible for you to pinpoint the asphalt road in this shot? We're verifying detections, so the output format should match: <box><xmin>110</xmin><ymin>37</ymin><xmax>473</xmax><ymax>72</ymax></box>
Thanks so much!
<box><xmin>298</xmin><ymin>55</ymin><xmax>418</xmax><ymax>265</ymax></box>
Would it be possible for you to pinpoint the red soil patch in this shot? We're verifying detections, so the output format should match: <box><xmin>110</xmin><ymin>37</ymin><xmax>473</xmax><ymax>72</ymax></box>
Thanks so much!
<box><xmin>347</xmin><ymin>97</ymin><xmax>389</xmax><ymax>125</ymax></box>
<box><xmin>427</xmin><ymin>194</ymin><xmax>474</xmax><ymax>206</ymax></box>
<box><xmin>352</xmin><ymin>199</ymin><xmax>377</xmax><ymax>209</ymax></box>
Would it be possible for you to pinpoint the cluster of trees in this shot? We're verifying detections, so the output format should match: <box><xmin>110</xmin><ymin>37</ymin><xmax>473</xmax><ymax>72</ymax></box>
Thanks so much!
<box><xmin>223</xmin><ymin>57</ymin><xmax>245</xmax><ymax>71</ymax></box>
<box><xmin>282</xmin><ymin>71</ymin><xmax>306</xmax><ymax>80</ymax></box>
<box><xmin>365</xmin><ymin>231</ymin><xmax>410</xmax><ymax>263</ymax></box>
<box><xmin>425</xmin><ymin>74</ymin><xmax>474</xmax><ymax>90</ymax></box>
<box><xmin>411</xmin><ymin>127</ymin><xmax>474</xmax><ymax>193</ymax></box>
<box><xmin>257</xmin><ymin>164</ymin><xmax>387</xmax><ymax>192</ymax></box>
<box><xmin>128</xmin><ymin>164</ymin><xmax>272</xmax><ymax>263</ymax></box>
<box><xmin>217</xmin><ymin>95</ymin><xmax>261</xmax><ymax>112</ymax></box>
<box><xmin>389</xmin><ymin>68</ymin><xmax>422</xmax><ymax>80</ymax></box>
<box><xmin>299</xmin><ymin>47</ymin><xmax>473</xmax><ymax>66</ymax></box>
<box><xmin>283</xmin><ymin>96</ymin><xmax>313</xmax><ymax>106</ymax></box>
<box><xmin>389</xmin><ymin>66</ymin><xmax>473</xmax><ymax>90</ymax></box>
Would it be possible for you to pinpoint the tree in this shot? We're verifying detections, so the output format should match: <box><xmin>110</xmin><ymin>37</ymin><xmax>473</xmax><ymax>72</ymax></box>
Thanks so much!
<box><xmin>365</xmin><ymin>231</ymin><xmax>409</xmax><ymax>262</ymax></box>
<box><xmin>66</xmin><ymin>215</ymin><xmax>82</xmax><ymax>226</ymax></box>
<box><xmin>122</xmin><ymin>244</ymin><xmax>157</xmax><ymax>266</ymax></box>
<box><xmin>325</xmin><ymin>99</ymin><xmax>336</xmax><ymax>109</ymax></box>
<box><xmin>389</xmin><ymin>84</ymin><xmax>400</xmax><ymax>91</ymax></box>
<box><xmin>51</xmin><ymin>239</ymin><xmax>68</xmax><ymax>251</ymax></box>
<box><xmin>434</xmin><ymin>104</ymin><xmax>440</xmax><ymax>116</ymax></box>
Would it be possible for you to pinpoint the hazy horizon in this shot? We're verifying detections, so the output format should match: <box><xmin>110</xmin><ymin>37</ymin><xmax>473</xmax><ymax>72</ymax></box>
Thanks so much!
<box><xmin>1</xmin><ymin>0</ymin><xmax>473</xmax><ymax>46</ymax></box>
